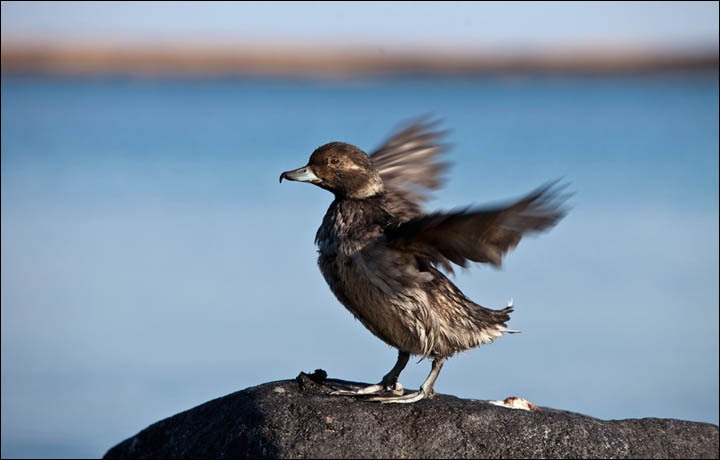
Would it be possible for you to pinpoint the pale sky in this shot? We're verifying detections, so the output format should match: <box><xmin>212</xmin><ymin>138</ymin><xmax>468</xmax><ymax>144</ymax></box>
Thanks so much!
<box><xmin>2</xmin><ymin>1</ymin><xmax>718</xmax><ymax>51</ymax></box>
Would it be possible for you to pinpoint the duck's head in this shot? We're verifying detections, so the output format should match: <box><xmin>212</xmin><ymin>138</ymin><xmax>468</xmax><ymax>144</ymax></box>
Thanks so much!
<box><xmin>280</xmin><ymin>142</ymin><xmax>383</xmax><ymax>199</ymax></box>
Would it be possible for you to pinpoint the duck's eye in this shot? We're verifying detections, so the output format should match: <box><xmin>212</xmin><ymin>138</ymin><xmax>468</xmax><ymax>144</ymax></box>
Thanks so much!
<box><xmin>329</xmin><ymin>158</ymin><xmax>340</xmax><ymax>165</ymax></box>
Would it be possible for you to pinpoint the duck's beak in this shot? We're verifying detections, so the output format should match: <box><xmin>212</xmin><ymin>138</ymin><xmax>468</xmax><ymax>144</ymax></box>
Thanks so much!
<box><xmin>279</xmin><ymin>165</ymin><xmax>320</xmax><ymax>184</ymax></box>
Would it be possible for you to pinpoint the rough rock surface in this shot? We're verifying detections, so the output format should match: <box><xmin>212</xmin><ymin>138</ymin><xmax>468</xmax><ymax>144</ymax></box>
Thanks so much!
<box><xmin>104</xmin><ymin>370</ymin><xmax>719</xmax><ymax>459</ymax></box>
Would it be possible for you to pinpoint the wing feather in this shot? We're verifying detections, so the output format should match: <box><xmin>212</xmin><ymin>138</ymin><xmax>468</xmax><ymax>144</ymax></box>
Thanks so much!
<box><xmin>370</xmin><ymin>117</ymin><xmax>451</xmax><ymax>219</ymax></box>
<box><xmin>385</xmin><ymin>182</ymin><xmax>570</xmax><ymax>273</ymax></box>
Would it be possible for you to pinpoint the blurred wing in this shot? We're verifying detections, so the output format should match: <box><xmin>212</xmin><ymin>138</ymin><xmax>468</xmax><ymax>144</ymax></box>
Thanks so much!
<box><xmin>385</xmin><ymin>182</ymin><xmax>569</xmax><ymax>273</ymax></box>
<box><xmin>370</xmin><ymin>117</ymin><xmax>450</xmax><ymax>219</ymax></box>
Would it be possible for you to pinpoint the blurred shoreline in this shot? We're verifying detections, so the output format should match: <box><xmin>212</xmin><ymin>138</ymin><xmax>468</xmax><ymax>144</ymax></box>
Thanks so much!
<box><xmin>2</xmin><ymin>42</ymin><xmax>717</xmax><ymax>78</ymax></box>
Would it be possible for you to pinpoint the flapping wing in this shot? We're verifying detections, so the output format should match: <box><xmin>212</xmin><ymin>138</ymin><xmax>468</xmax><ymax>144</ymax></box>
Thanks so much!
<box><xmin>385</xmin><ymin>182</ymin><xmax>569</xmax><ymax>273</ymax></box>
<box><xmin>370</xmin><ymin>118</ymin><xmax>450</xmax><ymax>218</ymax></box>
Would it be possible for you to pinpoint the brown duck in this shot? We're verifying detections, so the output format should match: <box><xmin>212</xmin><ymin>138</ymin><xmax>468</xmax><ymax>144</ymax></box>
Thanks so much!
<box><xmin>280</xmin><ymin>119</ymin><xmax>568</xmax><ymax>403</ymax></box>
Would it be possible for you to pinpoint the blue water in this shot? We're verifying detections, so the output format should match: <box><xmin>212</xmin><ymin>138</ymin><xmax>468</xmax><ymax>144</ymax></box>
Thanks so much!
<box><xmin>2</xmin><ymin>73</ymin><xmax>718</xmax><ymax>458</ymax></box>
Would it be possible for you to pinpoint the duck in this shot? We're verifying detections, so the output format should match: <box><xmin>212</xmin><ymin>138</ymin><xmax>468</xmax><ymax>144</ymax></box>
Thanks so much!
<box><xmin>280</xmin><ymin>119</ymin><xmax>568</xmax><ymax>403</ymax></box>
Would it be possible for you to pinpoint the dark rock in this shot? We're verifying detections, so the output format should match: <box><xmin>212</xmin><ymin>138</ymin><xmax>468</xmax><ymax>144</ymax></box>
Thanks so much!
<box><xmin>104</xmin><ymin>370</ymin><xmax>719</xmax><ymax>459</ymax></box>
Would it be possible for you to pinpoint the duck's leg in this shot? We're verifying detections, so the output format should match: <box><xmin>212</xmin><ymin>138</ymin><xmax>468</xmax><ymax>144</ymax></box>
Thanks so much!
<box><xmin>330</xmin><ymin>350</ymin><xmax>409</xmax><ymax>396</ymax></box>
<box><xmin>368</xmin><ymin>357</ymin><xmax>444</xmax><ymax>403</ymax></box>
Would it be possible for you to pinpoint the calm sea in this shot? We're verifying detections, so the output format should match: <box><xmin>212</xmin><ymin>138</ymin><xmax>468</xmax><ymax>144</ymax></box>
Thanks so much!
<box><xmin>2</xmin><ymin>73</ymin><xmax>718</xmax><ymax>458</ymax></box>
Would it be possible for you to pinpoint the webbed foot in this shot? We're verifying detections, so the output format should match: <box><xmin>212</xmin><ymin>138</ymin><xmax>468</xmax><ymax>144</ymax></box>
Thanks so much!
<box><xmin>328</xmin><ymin>381</ymin><xmax>404</xmax><ymax>396</ymax></box>
<box><xmin>367</xmin><ymin>387</ymin><xmax>431</xmax><ymax>403</ymax></box>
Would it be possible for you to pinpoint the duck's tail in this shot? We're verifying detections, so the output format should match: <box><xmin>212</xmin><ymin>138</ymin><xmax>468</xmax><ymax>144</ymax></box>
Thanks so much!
<box><xmin>467</xmin><ymin>298</ymin><xmax>519</xmax><ymax>345</ymax></box>
<box><xmin>496</xmin><ymin>298</ymin><xmax>520</xmax><ymax>333</ymax></box>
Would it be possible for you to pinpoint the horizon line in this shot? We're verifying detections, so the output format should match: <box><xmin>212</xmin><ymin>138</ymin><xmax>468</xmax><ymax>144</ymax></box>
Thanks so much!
<box><xmin>2</xmin><ymin>41</ymin><xmax>717</xmax><ymax>78</ymax></box>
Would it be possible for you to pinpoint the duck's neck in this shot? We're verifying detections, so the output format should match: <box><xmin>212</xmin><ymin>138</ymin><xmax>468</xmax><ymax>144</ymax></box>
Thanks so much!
<box><xmin>337</xmin><ymin>176</ymin><xmax>383</xmax><ymax>199</ymax></box>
